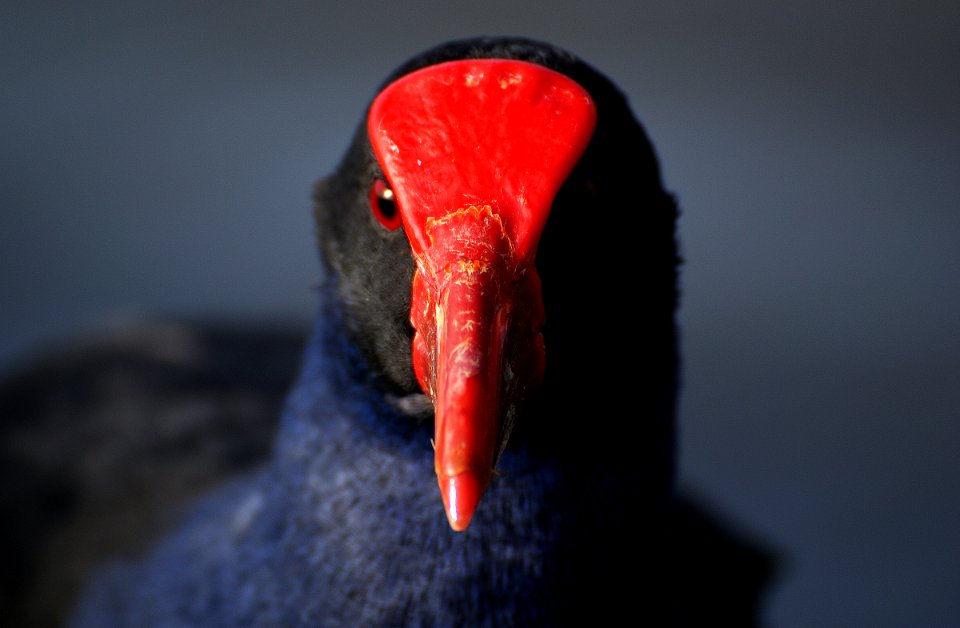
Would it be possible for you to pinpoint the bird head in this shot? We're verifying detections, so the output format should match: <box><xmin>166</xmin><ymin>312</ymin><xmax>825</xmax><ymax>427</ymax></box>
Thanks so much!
<box><xmin>315</xmin><ymin>38</ymin><xmax>678</xmax><ymax>532</ymax></box>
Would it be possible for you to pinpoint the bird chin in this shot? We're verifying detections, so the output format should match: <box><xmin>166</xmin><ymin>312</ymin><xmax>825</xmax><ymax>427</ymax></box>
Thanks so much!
<box><xmin>385</xmin><ymin>391</ymin><xmax>434</xmax><ymax>419</ymax></box>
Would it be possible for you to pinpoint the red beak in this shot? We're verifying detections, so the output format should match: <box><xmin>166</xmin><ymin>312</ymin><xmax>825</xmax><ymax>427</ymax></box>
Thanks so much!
<box><xmin>368</xmin><ymin>59</ymin><xmax>596</xmax><ymax>530</ymax></box>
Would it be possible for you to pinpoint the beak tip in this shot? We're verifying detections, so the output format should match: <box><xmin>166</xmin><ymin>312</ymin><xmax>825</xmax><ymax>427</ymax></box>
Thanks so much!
<box><xmin>440</xmin><ymin>471</ymin><xmax>487</xmax><ymax>532</ymax></box>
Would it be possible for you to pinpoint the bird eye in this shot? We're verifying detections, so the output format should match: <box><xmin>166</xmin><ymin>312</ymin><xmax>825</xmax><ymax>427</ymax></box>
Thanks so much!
<box><xmin>369</xmin><ymin>180</ymin><xmax>402</xmax><ymax>230</ymax></box>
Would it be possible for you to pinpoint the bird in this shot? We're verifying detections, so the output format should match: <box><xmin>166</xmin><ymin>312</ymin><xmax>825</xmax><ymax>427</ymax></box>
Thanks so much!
<box><xmin>29</xmin><ymin>37</ymin><xmax>774</xmax><ymax>626</ymax></box>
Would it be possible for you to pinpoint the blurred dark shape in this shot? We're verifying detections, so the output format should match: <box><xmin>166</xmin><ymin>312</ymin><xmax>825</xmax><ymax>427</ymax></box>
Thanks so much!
<box><xmin>672</xmin><ymin>492</ymin><xmax>779</xmax><ymax>626</ymax></box>
<box><xmin>0</xmin><ymin>321</ymin><xmax>307</xmax><ymax>628</ymax></box>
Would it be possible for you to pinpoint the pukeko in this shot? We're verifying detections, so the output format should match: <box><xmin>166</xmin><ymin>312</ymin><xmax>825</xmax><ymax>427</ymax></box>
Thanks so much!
<box><xmin>29</xmin><ymin>37</ymin><xmax>773</xmax><ymax>626</ymax></box>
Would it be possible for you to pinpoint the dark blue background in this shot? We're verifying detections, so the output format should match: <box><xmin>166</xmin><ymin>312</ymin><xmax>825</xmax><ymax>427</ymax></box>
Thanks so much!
<box><xmin>3</xmin><ymin>2</ymin><xmax>958</xmax><ymax>625</ymax></box>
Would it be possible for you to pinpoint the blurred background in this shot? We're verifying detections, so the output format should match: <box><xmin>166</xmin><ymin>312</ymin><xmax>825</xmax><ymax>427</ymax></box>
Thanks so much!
<box><xmin>2</xmin><ymin>1</ymin><xmax>958</xmax><ymax>625</ymax></box>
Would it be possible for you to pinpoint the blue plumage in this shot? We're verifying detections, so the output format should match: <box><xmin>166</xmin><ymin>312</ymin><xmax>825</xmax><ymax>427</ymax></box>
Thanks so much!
<box><xmin>72</xmin><ymin>310</ymin><xmax>599</xmax><ymax>625</ymax></box>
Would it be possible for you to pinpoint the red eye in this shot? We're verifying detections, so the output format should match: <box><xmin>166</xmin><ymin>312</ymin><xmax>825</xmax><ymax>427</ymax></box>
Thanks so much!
<box><xmin>369</xmin><ymin>180</ymin><xmax>402</xmax><ymax>230</ymax></box>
